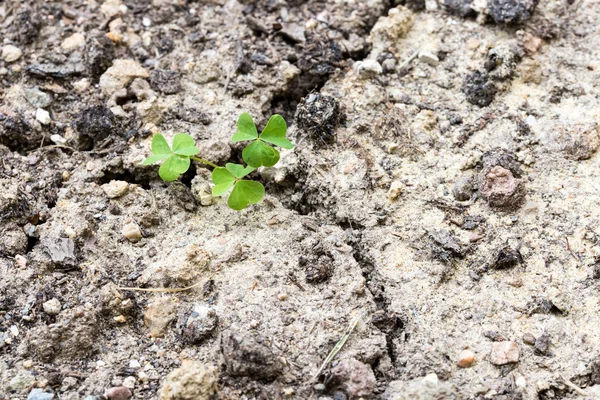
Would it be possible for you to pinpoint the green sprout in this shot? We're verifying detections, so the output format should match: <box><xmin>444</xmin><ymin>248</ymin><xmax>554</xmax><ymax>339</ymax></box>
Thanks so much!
<box><xmin>142</xmin><ymin>113</ymin><xmax>292</xmax><ymax>210</ymax></box>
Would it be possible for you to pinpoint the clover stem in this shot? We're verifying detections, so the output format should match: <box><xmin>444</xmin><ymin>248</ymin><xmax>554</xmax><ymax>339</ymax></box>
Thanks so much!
<box><xmin>190</xmin><ymin>156</ymin><xmax>219</xmax><ymax>169</ymax></box>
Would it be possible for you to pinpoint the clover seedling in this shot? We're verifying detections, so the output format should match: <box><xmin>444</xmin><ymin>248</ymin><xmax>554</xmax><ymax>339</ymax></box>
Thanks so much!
<box><xmin>143</xmin><ymin>113</ymin><xmax>293</xmax><ymax>210</ymax></box>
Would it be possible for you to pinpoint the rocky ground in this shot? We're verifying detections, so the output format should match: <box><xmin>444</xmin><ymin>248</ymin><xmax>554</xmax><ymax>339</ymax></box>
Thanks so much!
<box><xmin>2</xmin><ymin>0</ymin><xmax>600</xmax><ymax>399</ymax></box>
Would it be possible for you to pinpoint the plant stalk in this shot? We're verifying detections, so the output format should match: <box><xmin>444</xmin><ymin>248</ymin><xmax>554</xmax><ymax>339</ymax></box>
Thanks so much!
<box><xmin>191</xmin><ymin>156</ymin><xmax>219</xmax><ymax>168</ymax></box>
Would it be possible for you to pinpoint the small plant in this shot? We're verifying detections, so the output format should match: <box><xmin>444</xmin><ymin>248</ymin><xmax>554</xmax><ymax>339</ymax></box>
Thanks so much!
<box><xmin>143</xmin><ymin>113</ymin><xmax>293</xmax><ymax>210</ymax></box>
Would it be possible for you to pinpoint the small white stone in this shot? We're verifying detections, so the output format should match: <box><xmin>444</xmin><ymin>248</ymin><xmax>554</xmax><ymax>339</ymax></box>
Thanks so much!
<box><xmin>14</xmin><ymin>255</ymin><xmax>27</xmax><ymax>268</ymax></box>
<box><xmin>101</xmin><ymin>0</ymin><xmax>123</xmax><ymax>18</ymax></box>
<box><xmin>61</xmin><ymin>33</ymin><xmax>86</xmax><ymax>51</ymax></box>
<box><xmin>10</xmin><ymin>325</ymin><xmax>19</xmax><ymax>337</ymax></box>
<box><xmin>102</xmin><ymin>180</ymin><xmax>130</xmax><ymax>199</ymax></box>
<box><xmin>42</xmin><ymin>298</ymin><xmax>62</xmax><ymax>316</ymax></box>
<box><xmin>73</xmin><ymin>78</ymin><xmax>90</xmax><ymax>93</ymax></box>
<box><xmin>142</xmin><ymin>17</ymin><xmax>152</xmax><ymax>27</ymax></box>
<box><xmin>50</xmin><ymin>134</ymin><xmax>67</xmax><ymax>144</ymax></box>
<box><xmin>353</xmin><ymin>59</ymin><xmax>382</xmax><ymax>78</ymax></box>
<box><xmin>1</xmin><ymin>45</ymin><xmax>22</xmax><ymax>63</ymax></box>
<box><xmin>387</xmin><ymin>181</ymin><xmax>404</xmax><ymax>201</ymax></box>
<box><xmin>122</xmin><ymin>221</ymin><xmax>142</xmax><ymax>242</ymax></box>
<box><xmin>137</xmin><ymin>371</ymin><xmax>149</xmax><ymax>382</ymax></box>
<box><xmin>36</xmin><ymin>108</ymin><xmax>51</xmax><ymax>125</ymax></box>
<box><xmin>123</xmin><ymin>376</ymin><xmax>136</xmax><ymax>389</ymax></box>
<box><xmin>418</xmin><ymin>50</ymin><xmax>439</xmax><ymax>66</ymax></box>
<box><xmin>97</xmin><ymin>360</ymin><xmax>107</xmax><ymax>367</ymax></box>
<box><xmin>129</xmin><ymin>360</ymin><xmax>141</xmax><ymax>369</ymax></box>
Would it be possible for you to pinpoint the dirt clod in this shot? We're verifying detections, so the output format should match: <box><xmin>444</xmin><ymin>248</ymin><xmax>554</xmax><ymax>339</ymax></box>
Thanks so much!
<box><xmin>144</xmin><ymin>297</ymin><xmax>178</xmax><ymax>338</ymax></box>
<box><xmin>491</xmin><ymin>247</ymin><xmax>523</xmax><ymax>269</ymax></box>
<box><xmin>442</xmin><ymin>0</ymin><xmax>476</xmax><ymax>17</ymax></box>
<box><xmin>0</xmin><ymin>114</ymin><xmax>42</xmax><ymax>152</ymax></box>
<box><xmin>295</xmin><ymin>93</ymin><xmax>343</xmax><ymax>143</ymax></box>
<box><xmin>478</xmin><ymin>165</ymin><xmax>525</xmax><ymax>207</ymax></box>
<box><xmin>534</xmin><ymin>334</ymin><xmax>550</xmax><ymax>355</ymax></box>
<box><xmin>462</xmin><ymin>71</ymin><xmax>497</xmax><ymax>107</ymax></box>
<box><xmin>74</xmin><ymin>105</ymin><xmax>118</xmax><ymax>149</ymax></box>
<box><xmin>150</xmin><ymin>70</ymin><xmax>181</xmax><ymax>95</ymax></box>
<box><xmin>159</xmin><ymin>361</ymin><xmax>218</xmax><ymax>400</ymax></box>
<box><xmin>330</xmin><ymin>358</ymin><xmax>377</xmax><ymax>397</ymax></box>
<box><xmin>488</xmin><ymin>0</ymin><xmax>538</xmax><ymax>24</ymax></box>
<box><xmin>179</xmin><ymin>304</ymin><xmax>218</xmax><ymax>344</ymax></box>
<box><xmin>86</xmin><ymin>34</ymin><xmax>116</xmax><ymax>79</ymax></box>
<box><xmin>221</xmin><ymin>330</ymin><xmax>282</xmax><ymax>381</ymax></box>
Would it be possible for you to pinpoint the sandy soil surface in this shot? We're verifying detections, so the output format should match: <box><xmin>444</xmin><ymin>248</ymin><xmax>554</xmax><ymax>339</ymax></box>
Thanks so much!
<box><xmin>2</xmin><ymin>0</ymin><xmax>600</xmax><ymax>399</ymax></box>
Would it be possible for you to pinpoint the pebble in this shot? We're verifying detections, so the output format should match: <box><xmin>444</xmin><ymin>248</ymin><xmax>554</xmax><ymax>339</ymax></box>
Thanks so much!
<box><xmin>101</xmin><ymin>0</ymin><xmax>125</xmax><ymax>19</ymax></box>
<box><xmin>179</xmin><ymin>304</ymin><xmax>218</xmax><ymax>344</ymax></box>
<box><xmin>102</xmin><ymin>180</ymin><xmax>129</xmax><ymax>199</ymax></box>
<box><xmin>452</xmin><ymin>174</ymin><xmax>474</xmax><ymax>201</ymax></box>
<box><xmin>15</xmin><ymin>255</ymin><xmax>27</xmax><ymax>268</ymax></box>
<box><xmin>144</xmin><ymin>297</ymin><xmax>178</xmax><ymax>338</ymax></box>
<box><xmin>61</xmin><ymin>33</ymin><xmax>86</xmax><ymax>51</ymax></box>
<box><xmin>129</xmin><ymin>360</ymin><xmax>141</xmax><ymax>369</ymax></box>
<box><xmin>418</xmin><ymin>50</ymin><xmax>439</xmax><ymax>66</ymax></box>
<box><xmin>99</xmin><ymin>59</ymin><xmax>149</xmax><ymax>97</ymax></box>
<box><xmin>122</xmin><ymin>221</ymin><xmax>142</xmax><ymax>243</ymax></box>
<box><xmin>330</xmin><ymin>358</ymin><xmax>376</xmax><ymax>397</ymax></box>
<box><xmin>25</xmin><ymin>87</ymin><xmax>52</xmax><ymax>109</ymax></box>
<box><xmin>73</xmin><ymin>78</ymin><xmax>91</xmax><ymax>93</ymax></box>
<box><xmin>27</xmin><ymin>389</ymin><xmax>55</xmax><ymax>400</ymax></box>
<box><xmin>387</xmin><ymin>181</ymin><xmax>404</xmax><ymax>201</ymax></box>
<box><xmin>456</xmin><ymin>349</ymin><xmax>475</xmax><ymax>368</ymax></box>
<box><xmin>50</xmin><ymin>134</ymin><xmax>67</xmax><ymax>145</ymax></box>
<box><xmin>36</xmin><ymin>108</ymin><xmax>51</xmax><ymax>125</ymax></box>
<box><xmin>278</xmin><ymin>292</ymin><xmax>288</xmax><ymax>301</ymax></box>
<box><xmin>42</xmin><ymin>298</ymin><xmax>61</xmax><ymax>316</ymax></box>
<box><xmin>23</xmin><ymin>359</ymin><xmax>33</xmax><ymax>368</ymax></box>
<box><xmin>489</xmin><ymin>341</ymin><xmax>519</xmax><ymax>365</ymax></box>
<box><xmin>123</xmin><ymin>376</ymin><xmax>136</xmax><ymax>390</ymax></box>
<box><xmin>105</xmin><ymin>386</ymin><xmax>132</xmax><ymax>400</ymax></box>
<box><xmin>353</xmin><ymin>60</ymin><xmax>383</xmax><ymax>79</ymax></box>
<box><xmin>522</xmin><ymin>332</ymin><xmax>536</xmax><ymax>345</ymax></box>
<box><xmin>2</xmin><ymin>45</ymin><xmax>23</xmax><ymax>62</ymax></box>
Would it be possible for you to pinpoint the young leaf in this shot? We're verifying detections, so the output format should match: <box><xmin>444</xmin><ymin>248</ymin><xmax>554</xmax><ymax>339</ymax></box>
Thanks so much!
<box><xmin>172</xmin><ymin>134</ymin><xmax>197</xmax><ymax>153</ymax></box>
<box><xmin>231</xmin><ymin>112</ymin><xmax>258</xmax><ymax>142</ymax></box>
<box><xmin>260</xmin><ymin>115</ymin><xmax>293</xmax><ymax>149</ymax></box>
<box><xmin>152</xmin><ymin>133</ymin><xmax>171</xmax><ymax>155</ymax></box>
<box><xmin>225</xmin><ymin>163</ymin><xmax>255</xmax><ymax>179</ymax></box>
<box><xmin>242</xmin><ymin>140</ymin><xmax>280</xmax><ymax>168</ymax></box>
<box><xmin>159</xmin><ymin>155</ymin><xmax>191</xmax><ymax>182</ymax></box>
<box><xmin>211</xmin><ymin>167</ymin><xmax>236</xmax><ymax>196</ymax></box>
<box><xmin>142</xmin><ymin>154</ymin><xmax>169</xmax><ymax>165</ymax></box>
<box><xmin>227</xmin><ymin>180</ymin><xmax>265</xmax><ymax>210</ymax></box>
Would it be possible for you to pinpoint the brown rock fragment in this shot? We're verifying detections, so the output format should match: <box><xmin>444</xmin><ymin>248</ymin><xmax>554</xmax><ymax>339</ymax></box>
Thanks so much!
<box><xmin>490</xmin><ymin>341</ymin><xmax>520</xmax><ymax>365</ymax></box>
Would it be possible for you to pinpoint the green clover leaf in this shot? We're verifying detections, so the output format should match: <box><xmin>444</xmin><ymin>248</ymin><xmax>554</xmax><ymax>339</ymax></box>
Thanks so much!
<box><xmin>242</xmin><ymin>140</ymin><xmax>280</xmax><ymax>168</ymax></box>
<box><xmin>260</xmin><ymin>115</ymin><xmax>293</xmax><ymax>149</ymax></box>
<box><xmin>142</xmin><ymin>133</ymin><xmax>199</xmax><ymax>181</ymax></box>
<box><xmin>228</xmin><ymin>180</ymin><xmax>265</xmax><ymax>210</ymax></box>
<box><xmin>211</xmin><ymin>167</ymin><xmax>236</xmax><ymax>196</ymax></box>
<box><xmin>231</xmin><ymin>112</ymin><xmax>259</xmax><ymax>142</ymax></box>
<box><xmin>231</xmin><ymin>113</ymin><xmax>294</xmax><ymax>168</ymax></box>
<box><xmin>225</xmin><ymin>163</ymin><xmax>255</xmax><ymax>178</ymax></box>
<box><xmin>211</xmin><ymin>163</ymin><xmax>264</xmax><ymax>209</ymax></box>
